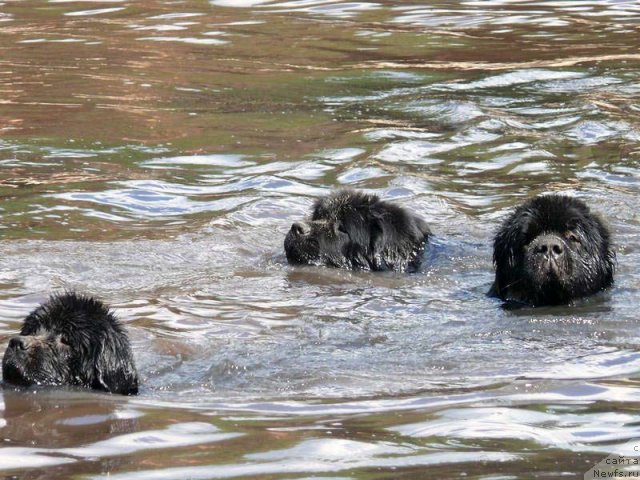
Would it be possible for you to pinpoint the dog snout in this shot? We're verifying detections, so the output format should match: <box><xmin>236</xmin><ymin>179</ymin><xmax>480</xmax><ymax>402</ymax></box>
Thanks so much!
<box><xmin>8</xmin><ymin>336</ymin><xmax>28</xmax><ymax>351</ymax></box>
<box><xmin>290</xmin><ymin>222</ymin><xmax>310</xmax><ymax>236</ymax></box>
<box><xmin>532</xmin><ymin>234</ymin><xmax>565</xmax><ymax>259</ymax></box>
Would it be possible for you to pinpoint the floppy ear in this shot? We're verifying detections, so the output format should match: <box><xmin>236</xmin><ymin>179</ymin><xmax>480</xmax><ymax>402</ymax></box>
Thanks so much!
<box><xmin>369</xmin><ymin>211</ymin><xmax>429</xmax><ymax>271</ymax></box>
<box><xmin>92</xmin><ymin>332</ymin><xmax>138</xmax><ymax>395</ymax></box>
<box><xmin>368</xmin><ymin>217</ymin><xmax>385</xmax><ymax>270</ymax></box>
<box><xmin>493</xmin><ymin>228</ymin><xmax>515</xmax><ymax>296</ymax></box>
<box><xmin>492</xmin><ymin>212</ymin><xmax>528</xmax><ymax>298</ymax></box>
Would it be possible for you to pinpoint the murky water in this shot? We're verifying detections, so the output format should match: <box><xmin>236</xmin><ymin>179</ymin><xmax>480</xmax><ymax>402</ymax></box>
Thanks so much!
<box><xmin>1</xmin><ymin>0</ymin><xmax>640</xmax><ymax>478</ymax></box>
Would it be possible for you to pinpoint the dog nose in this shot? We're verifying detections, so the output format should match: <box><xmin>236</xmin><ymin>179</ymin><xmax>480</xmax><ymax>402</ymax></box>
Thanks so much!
<box><xmin>533</xmin><ymin>235</ymin><xmax>564</xmax><ymax>258</ymax></box>
<box><xmin>290</xmin><ymin>222</ymin><xmax>309</xmax><ymax>236</ymax></box>
<box><xmin>8</xmin><ymin>336</ymin><xmax>27</xmax><ymax>351</ymax></box>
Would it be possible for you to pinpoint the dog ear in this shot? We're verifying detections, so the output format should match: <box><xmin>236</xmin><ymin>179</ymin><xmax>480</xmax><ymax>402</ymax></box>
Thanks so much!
<box><xmin>370</xmin><ymin>211</ymin><xmax>429</xmax><ymax>271</ymax></box>
<box><xmin>493</xmin><ymin>212</ymin><xmax>528</xmax><ymax>299</ymax></box>
<box><xmin>368</xmin><ymin>217</ymin><xmax>386</xmax><ymax>270</ymax></box>
<box><xmin>92</xmin><ymin>332</ymin><xmax>138</xmax><ymax>395</ymax></box>
<box><xmin>493</xmin><ymin>228</ymin><xmax>515</xmax><ymax>297</ymax></box>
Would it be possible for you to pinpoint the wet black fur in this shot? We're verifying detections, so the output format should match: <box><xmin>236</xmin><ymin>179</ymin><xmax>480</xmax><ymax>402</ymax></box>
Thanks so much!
<box><xmin>2</xmin><ymin>292</ymin><xmax>138</xmax><ymax>395</ymax></box>
<box><xmin>284</xmin><ymin>189</ymin><xmax>431</xmax><ymax>272</ymax></box>
<box><xmin>491</xmin><ymin>194</ymin><xmax>615</xmax><ymax>306</ymax></box>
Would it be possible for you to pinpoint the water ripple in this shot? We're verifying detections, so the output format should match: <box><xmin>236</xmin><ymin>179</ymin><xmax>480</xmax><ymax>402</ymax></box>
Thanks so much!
<box><xmin>2</xmin><ymin>1</ymin><xmax>640</xmax><ymax>478</ymax></box>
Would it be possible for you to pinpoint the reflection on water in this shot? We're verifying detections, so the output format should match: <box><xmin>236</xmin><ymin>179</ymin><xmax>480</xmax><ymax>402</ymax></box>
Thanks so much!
<box><xmin>1</xmin><ymin>0</ymin><xmax>640</xmax><ymax>478</ymax></box>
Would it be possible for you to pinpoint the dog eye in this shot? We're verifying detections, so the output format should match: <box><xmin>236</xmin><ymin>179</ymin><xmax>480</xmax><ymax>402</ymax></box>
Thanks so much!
<box><xmin>337</xmin><ymin>224</ymin><xmax>348</xmax><ymax>234</ymax></box>
<box><xmin>567</xmin><ymin>233</ymin><xmax>581</xmax><ymax>244</ymax></box>
<box><xmin>58</xmin><ymin>336</ymin><xmax>71</xmax><ymax>347</ymax></box>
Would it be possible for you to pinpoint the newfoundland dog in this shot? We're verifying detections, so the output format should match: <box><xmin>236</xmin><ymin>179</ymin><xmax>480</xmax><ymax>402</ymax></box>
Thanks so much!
<box><xmin>491</xmin><ymin>194</ymin><xmax>615</xmax><ymax>306</ymax></box>
<box><xmin>284</xmin><ymin>189</ymin><xmax>431</xmax><ymax>272</ymax></box>
<box><xmin>2</xmin><ymin>292</ymin><xmax>138</xmax><ymax>395</ymax></box>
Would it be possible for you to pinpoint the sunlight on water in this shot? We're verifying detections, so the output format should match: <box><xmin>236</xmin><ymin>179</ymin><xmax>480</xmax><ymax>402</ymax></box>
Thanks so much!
<box><xmin>0</xmin><ymin>0</ymin><xmax>639</xmax><ymax>478</ymax></box>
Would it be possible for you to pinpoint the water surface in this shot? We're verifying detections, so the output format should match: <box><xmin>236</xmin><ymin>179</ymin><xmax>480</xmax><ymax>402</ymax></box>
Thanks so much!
<box><xmin>1</xmin><ymin>1</ymin><xmax>640</xmax><ymax>478</ymax></box>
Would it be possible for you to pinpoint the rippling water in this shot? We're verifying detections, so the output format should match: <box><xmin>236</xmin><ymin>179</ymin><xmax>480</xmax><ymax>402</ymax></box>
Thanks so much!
<box><xmin>1</xmin><ymin>1</ymin><xmax>640</xmax><ymax>478</ymax></box>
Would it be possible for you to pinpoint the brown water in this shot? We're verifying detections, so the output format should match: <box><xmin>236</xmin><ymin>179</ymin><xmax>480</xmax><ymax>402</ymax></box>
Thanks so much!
<box><xmin>1</xmin><ymin>1</ymin><xmax>640</xmax><ymax>478</ymax></box>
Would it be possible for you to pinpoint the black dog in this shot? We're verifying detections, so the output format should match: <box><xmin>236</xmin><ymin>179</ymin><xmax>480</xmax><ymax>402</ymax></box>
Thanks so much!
<box><xmin>491</xmin><ymin>194</ymin><xmax>615</xmax><ymax>306</ymax></box>
<box><xmin>2</xmin><ymin>292</ymin><xmax>138</xmax><ymax>395</ymax></box>
<box><xmin>284</xmin><ymin>189</ymin><xmax>431</xmax><ymax>271</ymax></box>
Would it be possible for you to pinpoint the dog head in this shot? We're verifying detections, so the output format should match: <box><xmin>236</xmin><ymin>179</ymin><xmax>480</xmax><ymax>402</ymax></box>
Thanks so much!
<box><xmin>284</xmin><ymin>189</ymin><xmax>431</xmax><ymax>271</ymax></box>
<box><xmin>493</xmin><ymin>195</ymin><xmax>614</xmax><ymax>305</ymax></box>
<box><xmin>2</xmin><ymin>293</ymin><xmax>138</xmax><ymax>395</ymax></box>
